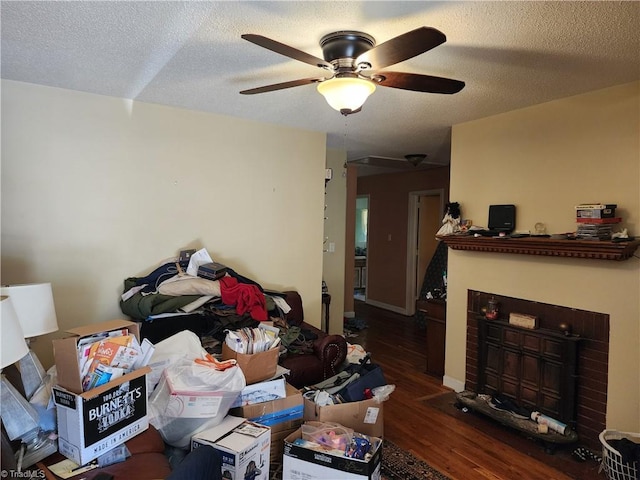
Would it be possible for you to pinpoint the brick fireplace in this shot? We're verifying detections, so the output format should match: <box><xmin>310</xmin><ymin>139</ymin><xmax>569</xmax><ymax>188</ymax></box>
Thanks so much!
<box><xmin>465</xmin><ymin>290</ymin><xmax>609</xmax><ymax>451</ymax></box>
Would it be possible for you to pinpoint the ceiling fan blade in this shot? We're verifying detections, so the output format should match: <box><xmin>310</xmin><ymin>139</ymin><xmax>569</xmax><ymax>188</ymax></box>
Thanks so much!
<box><xmin>242</xmin><ymin>34</ymin><xmax>333</xmax><ymax>70</ymax></box>
<box><xmin>240</xmin><ymin>77</ymin><xmax>325</xmax><ymax>95</ymax></box>
<box><xmin>356</xmin><ymin>27</ymin><xmax>446</xmax><ymax>70</ymax></box>
<box><xmin>375</xmin><ymin>71</ymin><xmax>465</xmax><ymax>94</ymax></box>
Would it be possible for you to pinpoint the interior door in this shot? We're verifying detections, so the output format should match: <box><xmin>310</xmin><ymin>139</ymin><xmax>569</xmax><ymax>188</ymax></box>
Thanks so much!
<box><xmin>354</xmin><ymin>195</ymin><xmax>369</xmax><ymax>300</ymax></box>
<box><xmin>416</xmin><ymin>195</ymin><xmax>441</xmax><ymax>298</ymax></box>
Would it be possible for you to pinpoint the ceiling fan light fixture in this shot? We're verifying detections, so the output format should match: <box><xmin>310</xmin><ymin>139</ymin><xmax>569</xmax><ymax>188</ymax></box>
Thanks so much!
<box><xmin>405</xmin><ymin>154</ymin><xmax>427</xmax><ymax>166</ymax></box>
<box><xmin>317</xmin><ymin>77</ymin><xmax>376</xmax><ymax>115</ymax></box>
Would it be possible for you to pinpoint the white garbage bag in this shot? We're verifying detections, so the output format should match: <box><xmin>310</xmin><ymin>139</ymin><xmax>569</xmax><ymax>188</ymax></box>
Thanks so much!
<box><xmin>149</xmin><ymin>356</ymin><xmax>246</xmax><ymax>448</ymax></box>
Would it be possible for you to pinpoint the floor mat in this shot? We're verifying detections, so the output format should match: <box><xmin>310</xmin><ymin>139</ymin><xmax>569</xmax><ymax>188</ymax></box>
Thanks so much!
<box><xmin>344</xmin><ymin>316</ymin><xmax>368</xmax><ymax>331</ymax></box>
<box><xmin>381</xmin><ymin>439</ymin><xmax>451</xmax><ymax>480</ymax></box>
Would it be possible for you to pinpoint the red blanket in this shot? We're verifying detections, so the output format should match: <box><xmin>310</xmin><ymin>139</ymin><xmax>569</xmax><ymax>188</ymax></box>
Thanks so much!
<box><xmin>219</xmin><ymin>276</ymin><xmax>267</xmax><ymax>321</ymax></box>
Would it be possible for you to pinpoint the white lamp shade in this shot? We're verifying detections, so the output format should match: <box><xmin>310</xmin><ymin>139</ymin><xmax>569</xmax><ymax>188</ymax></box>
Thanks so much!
<box><xmin>1</xmin><ymin>296</ymin><xmax>29</xmax><ymax>368</ymax></box>
<box><xmin>0</xmin><ymin>283</ymin><xmax>58</xmax><ymax>337</ymax></box>
<box><xmin>317</xmin><ymin>77</ymin><xmax>376</xmax><ymax>112</ymax></box>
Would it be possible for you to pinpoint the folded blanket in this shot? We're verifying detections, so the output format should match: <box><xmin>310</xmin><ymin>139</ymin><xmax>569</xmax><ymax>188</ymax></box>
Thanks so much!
<box><xmin>158</xmin><ymin>275</ymin><xmax>222</xmax><ymax>297</ymax></box>
<box><xmin>120</xmin><ymin>277</ymin><xmax>202</xmax><ymax>320</ymax></box>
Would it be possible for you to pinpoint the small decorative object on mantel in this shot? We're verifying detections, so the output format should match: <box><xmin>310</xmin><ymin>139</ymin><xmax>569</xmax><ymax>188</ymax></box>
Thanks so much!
<box><xmin>485</xmin><ymin>296</ymin><xmax>499</xmax><ymax>320</ymax></box>
<box><xmin>509</xmin><ymin>312</ymin><xmax>538</xmax><ymax>329</ymax></box>
<box><xmin>534</xmin><ymin>222</ymin><xmax>547</xmax><ymax>235</ymax></box>
<box><xmin>436</xmin><ymin>202</ymin><xmax>461</xmax><ymax>236</ymax></box>
<box><xmin>558</xmin><ymin>322</ymin><xmax>572</xmax><ymax>336</ymax></box>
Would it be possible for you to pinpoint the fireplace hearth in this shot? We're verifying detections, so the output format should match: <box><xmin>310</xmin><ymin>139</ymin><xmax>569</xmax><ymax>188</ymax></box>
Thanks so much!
<box><xmin>465</xmin><ymin>290</ymin><xmax>609</xmax><ymax>451</ymax></box>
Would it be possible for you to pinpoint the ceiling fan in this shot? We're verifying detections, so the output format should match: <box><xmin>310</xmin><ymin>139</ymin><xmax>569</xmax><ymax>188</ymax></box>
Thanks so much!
<box><xmin>348</xmin><ymin>154</ymin><xmax>445</xmax><ymax>170</ymax></box>
<box><xmin>240</xmin><ymin>27</ymin><xmax>465</xmax><ymax>115</ymax></box>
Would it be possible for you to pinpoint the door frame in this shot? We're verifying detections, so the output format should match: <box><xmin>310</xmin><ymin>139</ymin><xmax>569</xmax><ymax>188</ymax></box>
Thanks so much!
<box><xmin>405</xmin><ymin>189</ymin><xmax>444</xmax><ymax>315</ymax></box>
<box><xmin>354</xmin><ymin>194</ymin><xmax>370</xmax><ymax>300</ymax></box>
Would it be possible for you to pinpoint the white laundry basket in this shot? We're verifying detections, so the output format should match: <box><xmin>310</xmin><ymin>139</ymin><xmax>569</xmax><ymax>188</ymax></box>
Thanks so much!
<box><xmin>599</xmin><ymin>429</ymin><xmax>640</xmax><ymax>480</ymax></box>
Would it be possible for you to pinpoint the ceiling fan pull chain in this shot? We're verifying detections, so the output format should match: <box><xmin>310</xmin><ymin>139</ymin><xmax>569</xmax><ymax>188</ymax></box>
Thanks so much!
<box><xmin>343</xmin><ymin>116</ymin><xmax>349</xmax><ymax>153</ymax></box>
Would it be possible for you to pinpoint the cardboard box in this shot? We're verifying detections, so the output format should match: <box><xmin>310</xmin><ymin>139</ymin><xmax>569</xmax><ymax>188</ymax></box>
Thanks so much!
<box><xmin>53</xmin><ymin>369</ymin><xmax>150</xmax><ymax>465</ymax></box>
<box><xmin>221</xmin><ymin>342</ymin><xmax>279</xmax><ymax>385</ymax></box>
<box><xmin>53</xmin><ymin>319</ymin><xmax>143</xmax><ymax>395</ymax></box>
<box><xmin>230</xmin><ymin>377</ymin><xmax>287</xmax><ymax>409</ymax></box>
<box><xmin>191</xmin><ymin>415</ymin><xmax>271</xmax><ymax>480</ymax></box>
<box><xmin>230</xmin><ymin>382</ymin><xmax>304</xmax><ymax>462</ymax></box>
<box><xmin>231</xmin><ymin>382</ymin><xmax>303</xmax><ymax>427</ymax></box>
<box><xmin>576</xmin><ymin>206</ymin><xmax>616</xmax><ymax>218</ymax></box>
<box><xmin>270</xmin><ymin>426</ymin><xmax>299</xmax><ymax>464</ymax></box>
<box><xmin>303</xmin><ymin>397</ymin><xmax>384</xmax><ymax>438</ymax></box>
<box><xmin>283</xmin><ymin>427</ymin><xmax>382</xmax><ymax>480</ymax></box>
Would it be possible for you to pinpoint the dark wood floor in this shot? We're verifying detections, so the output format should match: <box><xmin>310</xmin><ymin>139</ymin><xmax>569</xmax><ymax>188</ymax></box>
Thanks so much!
<box><xmin>347</xmin><ymin>300</ymin><xmax>602</xmax><ymax>480</ymax></box>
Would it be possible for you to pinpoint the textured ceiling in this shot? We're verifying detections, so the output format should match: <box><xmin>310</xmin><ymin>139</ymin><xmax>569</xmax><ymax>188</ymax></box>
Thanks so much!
<box><xmin>2</xmin><ymin>1</ymin><xmax>639</xmax><ymax>173</ymax></box>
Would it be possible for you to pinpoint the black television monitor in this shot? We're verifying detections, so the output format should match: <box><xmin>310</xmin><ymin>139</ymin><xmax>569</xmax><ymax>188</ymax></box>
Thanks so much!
<box><xmin>488</xmin><ymin>204</ymin><xmax>516</xmax><ymax>233</ymax></box>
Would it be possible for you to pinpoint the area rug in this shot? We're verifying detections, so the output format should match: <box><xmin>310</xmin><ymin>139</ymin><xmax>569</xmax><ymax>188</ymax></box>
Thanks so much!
<box><xmin>381</xmin><ymin>439</ymin><xmax>451</xmax><ymax>480</ymax></box>
<box><xmin>344</xmin><ymin>316</ymin><xmax>368</xmax><ymax>331</ymax></box>
<box><xmin>269</xmin><ymin>439</ymin><xmax>450</xmax><ymax>480</ymax></box>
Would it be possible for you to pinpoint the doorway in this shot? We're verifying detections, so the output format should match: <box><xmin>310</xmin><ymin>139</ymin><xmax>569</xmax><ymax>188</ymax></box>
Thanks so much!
<box><xmin>354</xmin><ymin>195</ymin><xmax>369</xmax><ymax>301</ymax></box>
<box><xmin>406</xmin><ymin>190</ymin><xmax>444</xmax><ymax>314</ymax></box>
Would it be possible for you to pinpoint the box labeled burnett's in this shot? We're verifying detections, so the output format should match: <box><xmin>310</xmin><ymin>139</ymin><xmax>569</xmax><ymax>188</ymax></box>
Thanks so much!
<box><xmin>53</xmin><ymin>319</ymin><xmax>143</xmax><ymax>395</ymax></box>
<box><xmin>53</xmin><ymin>369</ymin><xmax>149</xmax><ymax>465</ymax></box>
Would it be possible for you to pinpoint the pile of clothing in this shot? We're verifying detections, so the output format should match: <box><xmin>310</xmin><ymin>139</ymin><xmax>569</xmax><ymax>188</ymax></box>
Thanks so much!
<box><xmin>119</xmin><ymin>249</ymin><xmax>292</xmax><ymax>353</ymax></box>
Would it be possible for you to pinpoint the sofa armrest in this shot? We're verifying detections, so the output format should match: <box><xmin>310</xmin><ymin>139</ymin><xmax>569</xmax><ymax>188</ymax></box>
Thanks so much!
<box><xmin>312</xmin><ymin>332</ymin><xmax>348</xmax><ymax>378</ymax></box>
<box><xmin>282</xmin><ymin>290</ymin><xmax>304</xmax><ymax>326</ymax></box>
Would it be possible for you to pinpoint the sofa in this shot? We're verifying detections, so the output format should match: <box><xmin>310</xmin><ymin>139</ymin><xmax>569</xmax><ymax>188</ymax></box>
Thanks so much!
<box><xmin>138</xmin><ymin>290</ymin><xmax>347</xmax><ymax>389</ymax></box>
<box><xmin>278</xmin><ymin>291</ymin><xmax>347</xmax><ymax>388</ymax></box>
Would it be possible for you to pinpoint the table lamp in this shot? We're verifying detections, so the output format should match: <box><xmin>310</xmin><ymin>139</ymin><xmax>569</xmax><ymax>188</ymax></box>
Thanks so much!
<box><xmin>0</xmin><ymin>283</ymin><xmax>59</xmax><ymax>400</ymax></box>
<box><xmin>0</xmin><ymin>295</ymin><xmax>58</xmax><ymax>470</ymax></box>
<box><xmin>0</xmin><ymin>296</ymin><xmax>40</xmax><ymax>442</ymax></box>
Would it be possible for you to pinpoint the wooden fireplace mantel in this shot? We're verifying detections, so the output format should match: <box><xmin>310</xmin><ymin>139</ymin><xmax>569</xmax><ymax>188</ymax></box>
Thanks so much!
<box><xmin>439</xmin><ymin>235</ymin><xmax>640</xmax><ymax>261</ymax></box>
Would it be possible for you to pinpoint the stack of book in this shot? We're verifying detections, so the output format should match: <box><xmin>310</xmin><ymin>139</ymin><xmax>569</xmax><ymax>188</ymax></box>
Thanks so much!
<box><xmin>575</xmin><ymin>203</ymin><xmax>620</xmax><ymax>240</ymax></box>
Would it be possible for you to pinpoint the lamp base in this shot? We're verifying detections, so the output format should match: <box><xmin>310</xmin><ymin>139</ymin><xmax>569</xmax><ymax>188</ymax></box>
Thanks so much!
<box><xmin>19</xmin><ymin>346</ymin><xmax>47</xmax><ymax>400</ymax></box>
<box><xmin>0</xmin><ymin>374</ymin><xmax>40</xmax><ymax>442</ymax></box>
<box><xmin>17</xmin><ymin>434</ymin><xmax>58</xmax><ymax>470</ymax></box>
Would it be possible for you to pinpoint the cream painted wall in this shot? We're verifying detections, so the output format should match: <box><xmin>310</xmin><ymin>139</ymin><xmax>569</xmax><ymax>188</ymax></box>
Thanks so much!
<box><xmin>1</xmin><ymin>80</ymin><xmax>327</xmax><ymax>367</ymax></box>
<box><xmin>447</xmin><ymin>82</ymin><xmax>640</xmax><ymax>431</ymax></box>
<box><xmin>323</xmin><ymin>149</ymin><xmax>347</xmax><ymax>334</ymax></box>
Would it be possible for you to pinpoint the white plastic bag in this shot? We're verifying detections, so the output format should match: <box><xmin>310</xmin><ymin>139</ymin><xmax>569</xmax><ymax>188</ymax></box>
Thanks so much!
<box><xmin>148</xmin><ymin>357</ymin><xmax>246</xmax><ymax>448</ymax></box>
<box><xmin>371</xmin><ymin>384</ymin><xmax>396</xmax><ymax>403</ymax></box>
<box><xmin>146</xmin><ymin>330</ymin><xmax>207</xmax><ymax>395</ymax></box>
